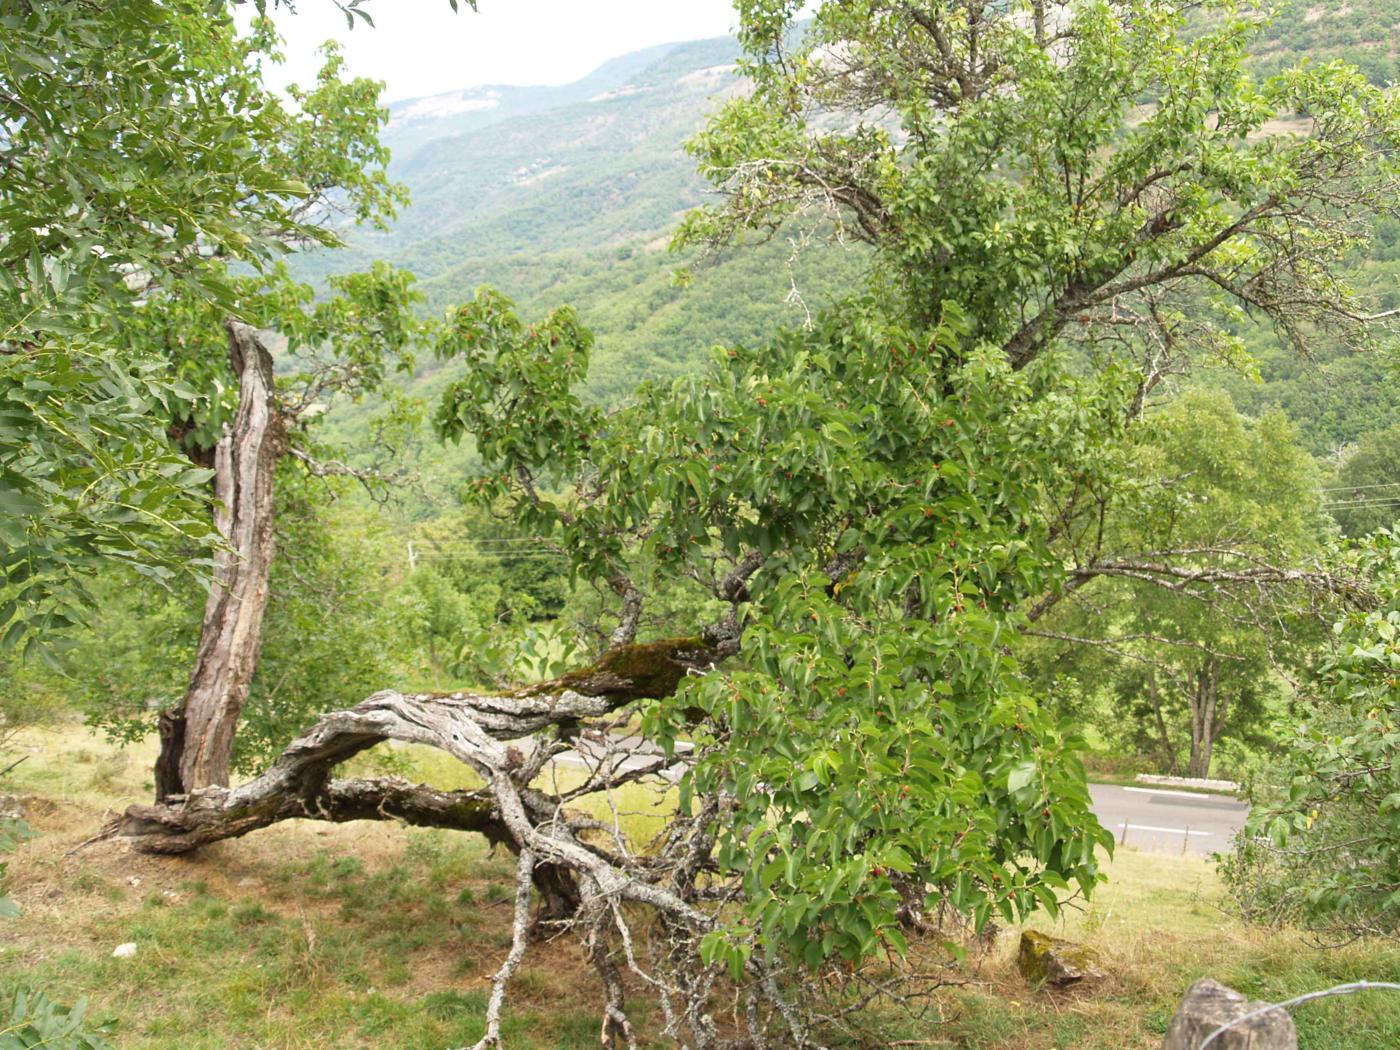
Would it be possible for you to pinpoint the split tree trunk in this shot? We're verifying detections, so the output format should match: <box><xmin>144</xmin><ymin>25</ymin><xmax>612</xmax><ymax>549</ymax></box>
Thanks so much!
<box><xmin>1186</xmin><ymin>657</ymin><xmax>1221</xmax><ymax>780</ymax></box>
<box><xmin>1146</xmin><ymin>667</ymin><xmax>1180</xmax><ymax>775</ymax></box>
<box><xmin>155</xmin><ymin>321</ymin><xmax>283</xmax><ymax>801</ymax></box>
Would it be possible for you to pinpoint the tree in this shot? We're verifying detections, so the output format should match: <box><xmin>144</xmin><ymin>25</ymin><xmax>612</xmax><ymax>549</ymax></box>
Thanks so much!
<box><xmin>0</xmin><ymin>2</ymin><xmax>349</xmax><ymax>646</ymax></box>
<box><xmin>74</xmin><ymin>32</ymin><xmax>425</xmax><ymax>798</ymax></box>
<box><xmin>2</xmin><ymin>7</ymin><xmax>421</xmax><ymax>794</ymax></box>
<box><xmin>1223</xmin><ymin>531</ymin><xmax>1400</xmax><ymax>943</ymax></box>
<box><xmin>1327</xmin><ymin>423</ymin><xmax>1400</xmax><ymax>538</ymax></box>
<box><xmin>683</xmin><ymin>0</ymin><xmax>1400</xmax><ymax>369</ymax></box>
<box><xmin>1026</xmin><ymin>390</ymin><xmax>1332</xmax><ymax>778</ymax></box>
<box><xmin>113</xmin><ymin>2</ymin><xmax>1400</xmax><ymax>1045</ymax></box>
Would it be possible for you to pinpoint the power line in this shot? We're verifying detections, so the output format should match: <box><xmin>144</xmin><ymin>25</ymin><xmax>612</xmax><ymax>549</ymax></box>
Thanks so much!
<box><xmin>1319</xmin><ymin>481</ymin><xmax>1400</xmax><ymax>492</ymax></box>
<box><xmin>415</xmin><ymin>551</ymin><xmax>567</xmax><ymax>560</ymax></box>
<box><xmin>1322</xmin><ymin>497</ymin><xmax>1400</xmax><ymax>508</ymax></box>
<box><xmin>415</xmin><ymin>541</ymin><xmax>563</xmax><ymax>550</ymax></box>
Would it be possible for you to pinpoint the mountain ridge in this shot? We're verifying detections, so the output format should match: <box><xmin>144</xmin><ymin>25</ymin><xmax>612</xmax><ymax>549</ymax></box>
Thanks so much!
<box><xmin>380</xmin><ymin>41</ymin><xmax>685</xmax><ymax>165</ymax></box>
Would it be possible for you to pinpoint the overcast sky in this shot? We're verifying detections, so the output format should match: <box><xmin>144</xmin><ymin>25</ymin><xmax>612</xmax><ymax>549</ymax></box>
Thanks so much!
<box><xmin>255</xmin><ymin>0</ymin><xmax>743</xmax><ymax>102</ymax></box>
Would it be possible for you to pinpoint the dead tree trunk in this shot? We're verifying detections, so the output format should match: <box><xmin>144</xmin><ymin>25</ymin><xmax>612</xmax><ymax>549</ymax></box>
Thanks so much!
<box><xmin>132</xmin><ymin>638</ymin><xmax>722</xmax><ymax>849</ymax></box>
<box><xmin>155</xmin><ymin>321</ymin><xmax>283</xmax><ymax>800</ymax></box>
<box><xmin>112</xmin><ymin>635</ymin><xmax>846</xmax><ymax>1048</ymax></box>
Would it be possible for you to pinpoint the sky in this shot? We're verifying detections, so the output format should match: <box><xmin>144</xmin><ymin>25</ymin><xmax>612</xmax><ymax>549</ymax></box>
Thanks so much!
<box><xmin>255</xmin><ymin>0</ymin><xmax>743</xmax><ymax>102</ymax></box>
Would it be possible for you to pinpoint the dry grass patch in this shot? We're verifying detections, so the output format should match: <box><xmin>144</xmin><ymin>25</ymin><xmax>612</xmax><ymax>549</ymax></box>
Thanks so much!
<box><xmin>3</xmin><ymin>725</ymin><xmax>1399</xmax><ymax>1048</ymax></box>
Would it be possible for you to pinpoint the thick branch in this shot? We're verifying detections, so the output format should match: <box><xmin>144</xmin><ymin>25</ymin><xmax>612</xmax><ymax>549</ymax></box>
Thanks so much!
<box><xmin>1067</xmin><ymin>557</ymin><xmax>1369</xmax><ymax>603</ymax></box>
<box><xmin>118</xmin><ymin>776</ymin><xmax>506</xmax><ymax>855</ymax></box>
<box><xmin>118</xmin><ymin>638</ymin><xmax>725</xmax><ymax>854</ymax></box>
<box><xmin>1025</xmin><ymin>551</ymin><xmax>1374</xmax><ymax>624</ymax></box>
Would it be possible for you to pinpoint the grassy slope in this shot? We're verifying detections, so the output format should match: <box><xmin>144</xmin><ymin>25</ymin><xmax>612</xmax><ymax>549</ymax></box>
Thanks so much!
<box><xmin>4</xmin><ymin>726</ymin><xmax>1398</xmax><ymax>1049</ymax></box>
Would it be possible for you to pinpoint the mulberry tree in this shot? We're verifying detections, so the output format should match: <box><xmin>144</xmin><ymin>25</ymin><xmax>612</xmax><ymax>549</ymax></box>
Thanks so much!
<box><xmin>116</xmin><ymin>2</ymin><xmax>1400</xmax><ymax>1046</ymax></box>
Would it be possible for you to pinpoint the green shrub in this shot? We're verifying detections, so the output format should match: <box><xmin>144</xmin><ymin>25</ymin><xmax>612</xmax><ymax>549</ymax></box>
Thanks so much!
<box><xmin>0</xmin><ymin>988</ymin><xmax>115</xmax><ymax>1050</ymax></box>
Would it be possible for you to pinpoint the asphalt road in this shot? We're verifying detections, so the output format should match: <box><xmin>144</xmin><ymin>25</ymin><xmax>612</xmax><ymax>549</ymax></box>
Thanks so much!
<box><xmin>1088</xmin><ymin>783</ymin><xmax>1250</xmax><ymax>857</ymax></box>
<box><xmin>553</xmin><ymin>738</ymin><xmax>1250</xmax><ymax>858</ymax></box>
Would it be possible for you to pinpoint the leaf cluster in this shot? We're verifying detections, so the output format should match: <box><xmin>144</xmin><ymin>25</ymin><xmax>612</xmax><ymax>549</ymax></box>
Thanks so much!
<box><xmin>1</xmin><ymin>2</ymin><xmax>417</xmax><ymax>645</ymax></box>
<box><xmin>1225</xmin><ymin>532</ymin><xmax>1400</xmax><ymax>941</ymax></box>
<box><xmin>432</xmin><ymin>288</ymin><xmax>1125</xmax><ymax>970</ymax></box>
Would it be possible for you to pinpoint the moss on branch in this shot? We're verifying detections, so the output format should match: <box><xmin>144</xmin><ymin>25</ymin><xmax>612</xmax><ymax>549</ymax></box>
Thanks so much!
<box><xmin>510</xmin><ymin>637</ymin><xmax>720</xmax><ymax>702</ymax></box>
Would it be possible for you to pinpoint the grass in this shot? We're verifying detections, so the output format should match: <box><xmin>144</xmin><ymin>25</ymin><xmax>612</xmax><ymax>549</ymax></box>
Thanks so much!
<box><xmin>864</xmin><ymin>850</ymin><xmax>1400</xmax><ymax>1049</ymax></box>
<box><xmin>3</xmin><ymin>724</ymin><xmax>1399</xmax><ymax>1048</ymax></box>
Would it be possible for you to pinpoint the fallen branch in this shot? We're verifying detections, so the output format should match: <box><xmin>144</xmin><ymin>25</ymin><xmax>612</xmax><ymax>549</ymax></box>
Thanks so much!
<box><xmin>108</xmin><ymin>636</ymin><xmax>840</xmax><ymax>1046</ymax></box>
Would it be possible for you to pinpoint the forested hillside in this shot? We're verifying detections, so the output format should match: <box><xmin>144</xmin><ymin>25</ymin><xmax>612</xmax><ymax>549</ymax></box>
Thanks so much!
<box><xmin>1251</xmin><ymin>0</ymin><xmax>1400</xmax><ymax>84</ymax></box>
<box><xmin>308</xmin><ymin>5</ymin><xmax>1399</xmax><ymax>456</ymax></box>
<box><xmin>302</xmin><ymin>33</ymin><xmax>863</xmax><ymax>411</ymax></box>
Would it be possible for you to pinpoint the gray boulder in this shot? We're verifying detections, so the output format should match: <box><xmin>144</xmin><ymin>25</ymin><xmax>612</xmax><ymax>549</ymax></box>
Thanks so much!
<box><xmin>1163</xmin><ymin>978</ymin><xmax>1297</xmax><ymax>1050</ymax></box>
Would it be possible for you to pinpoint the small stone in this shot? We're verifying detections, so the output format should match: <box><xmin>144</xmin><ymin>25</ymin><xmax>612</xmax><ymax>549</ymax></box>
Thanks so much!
<box><xmin>1163</xmin><ymin>978</ymin><xmax>1297</xmax><ymax>1050</ymax></box>
<box><xmin>1017</xmin><ymin>930</ymin><xmax>1105</xmax><ymax>986</ymax></box>
<box><xmin>237</xmin><ymin>877</ymin><xmax>257</xmax><ymax>887</ymax></box>
<box><xmin>126</xmin><ymin>876</ymin><xmax>141</xmax><ymax>887</ymax></box>
<box><xmin>111</xmin><ymin>942</ymin><xmax>138</xmax><ymax>959</ymax></box>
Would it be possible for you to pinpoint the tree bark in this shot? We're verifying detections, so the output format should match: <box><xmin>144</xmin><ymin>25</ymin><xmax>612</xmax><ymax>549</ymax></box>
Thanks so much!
<box><xmin>1146</xmin><ymin>668</ymin><xmax>1179</xmax><ymax>775</ymax></box>
<box><xmin>155</xmin><ymin>321</ymin><xmax>284</xmax><ymax>800</ymax></box>
<box><xmin>124</xmin><ymin>774</ymin><xmax>509</xmax><ymax>855</ymax></box>
<box><xmin>1186</xmin><ymin>658</ymin><xmax>1219</xmax><ymax>779</ymax></box>
<box><xmin>127</xmin><ymin>637</ymin><xmax>723</xmax><ymax>848</ymax></box>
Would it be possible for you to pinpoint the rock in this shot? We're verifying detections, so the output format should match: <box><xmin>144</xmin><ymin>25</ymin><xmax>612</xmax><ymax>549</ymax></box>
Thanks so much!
<box><xmin>1163</xmin><ymin>978</ymin><xmax>1297</xmax><ymax>1050</ymax></box>
<box><xmin>111</xmin><ymin>942</ymin><xmax>138</xmax><ymax>959</ymax></box>
<box><xmin>1017</xmin><ymin>930</ymin><xmax>1105</xmax><ymax>986</ymax></box>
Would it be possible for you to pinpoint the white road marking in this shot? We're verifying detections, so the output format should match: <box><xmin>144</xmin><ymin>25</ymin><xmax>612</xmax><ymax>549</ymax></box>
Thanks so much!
<box><xmin>1116</xmin><ymin>822</ymin><xmax>1212</xmax><ymax>836</ymax></box>
<box><xmin>1122</xmin><ymin>786</ymin><xmax>1211</xmax><ymax>800</ymax></box>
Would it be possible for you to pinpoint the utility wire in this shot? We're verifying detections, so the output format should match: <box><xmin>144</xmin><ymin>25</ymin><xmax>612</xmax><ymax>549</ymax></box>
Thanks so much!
<box><xmin>1319</xmin><ymin>481</ymin><xmax>1400</xmax><ymax>492</ymax></box>
<box><xmin>1199</xmin><ymin>981</ymin><xmax>1400</xmax><ymax>1049</ymax></box>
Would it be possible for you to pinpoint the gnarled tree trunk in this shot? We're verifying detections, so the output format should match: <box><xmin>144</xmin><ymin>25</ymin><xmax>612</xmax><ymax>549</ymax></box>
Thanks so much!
<box><xmin>114</xmin><ymin>640</ymin><xmax>750</xmax><ymax>1047</ymax></box>
<box><xmin>155</xmin><ymin>321</ymin><xmax>284</xmax><ymax>800</ymax></box>
<box><xmin>131</xmin><ymin>638</ymin><xmax>723</xmax><ymax>850</ymax></box>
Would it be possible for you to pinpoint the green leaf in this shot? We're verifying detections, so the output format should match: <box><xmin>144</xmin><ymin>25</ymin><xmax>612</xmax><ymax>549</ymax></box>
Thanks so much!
<box><xmin>1007</xmin><ymin>761</ymin><xmax>1037</xmax><ymax>795</ymax></box>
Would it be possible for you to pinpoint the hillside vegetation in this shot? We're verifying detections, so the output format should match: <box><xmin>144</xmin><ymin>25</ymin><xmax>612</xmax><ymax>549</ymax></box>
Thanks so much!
<box><xmin>6</xmin><ymin>1</ymin><xmax>1400</xmax><ymax>1046</ymax></box>
<box><xmin>310</xmin><ymin>5</ymin><xmax>1400</xmax><ymax>457</ymax></box>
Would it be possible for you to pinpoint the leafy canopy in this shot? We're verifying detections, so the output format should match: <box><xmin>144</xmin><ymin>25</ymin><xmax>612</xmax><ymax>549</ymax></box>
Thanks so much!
<box><xmin>681</xmin><ymin>0</ymin><xmax>1400</xmax><ymax>366</ymax></box>
<box><xmin>435</xmin><ymin>288</ymin><xmax>1121</xmax><ymax>969</ymax></box>
<box><xmin>427</xmin><ymin>0</ymin><xmax>1400</xmax><ymax>978</ymax></box>
<box><xmin>0</xmin><ymin>1</ymin><xmax>415</xmax><ymax>647</ymax></box>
